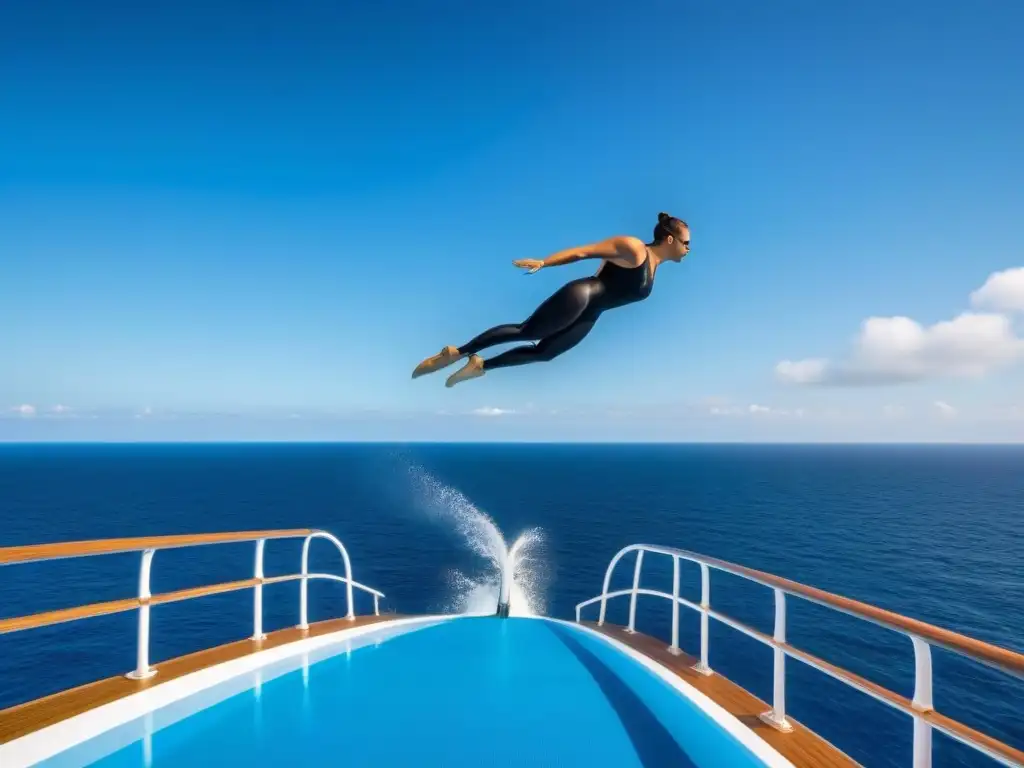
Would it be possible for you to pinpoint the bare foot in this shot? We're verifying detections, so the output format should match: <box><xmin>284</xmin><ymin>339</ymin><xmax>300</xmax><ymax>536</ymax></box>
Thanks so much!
<box><xmin>412</xmin><ymin>346</ymin><xmax>463</xmax><ymax>378</ymax></box>
<box><xmin>445</xmin><ymin>355</ymin><xmax>485</xmax><ymax>387</ymax></box>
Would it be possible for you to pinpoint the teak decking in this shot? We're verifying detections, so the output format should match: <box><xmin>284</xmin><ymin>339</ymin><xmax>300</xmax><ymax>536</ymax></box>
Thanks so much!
<box><xmin>0</xmin><ymin>614</ymin><xmax>399</xmax><ymax>744</ymax></box>
<box><xmin>583</xmin><ymin>621</ymin><xmax>862</xmax><ymax>768</ymax></box>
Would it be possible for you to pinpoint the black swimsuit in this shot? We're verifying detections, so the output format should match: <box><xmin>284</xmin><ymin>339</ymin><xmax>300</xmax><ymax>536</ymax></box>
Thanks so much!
<box><xmin>457</xmin><ymin>251</ymin><xmax>655</xmax><ymax>370</ymax></box>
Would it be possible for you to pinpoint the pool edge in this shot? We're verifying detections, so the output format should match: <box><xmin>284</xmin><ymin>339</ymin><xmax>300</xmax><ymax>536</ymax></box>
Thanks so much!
<box><xmin>0</xmin><ymin>615</ymin><xmax>450</xmax><ymax>768</ymax></box>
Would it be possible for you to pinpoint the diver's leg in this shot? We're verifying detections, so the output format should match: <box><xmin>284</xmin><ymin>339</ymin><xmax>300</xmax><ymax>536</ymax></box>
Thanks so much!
<box><xmin>485</xmin><ymin>318</ymin><xmax>597</xmax><ymax>370</ymax></box>
<box><xmin>444</xmin><ymin>318</ymin><xmax>597</xmax><ymax>387</ymax></box>
<box><xmin>458</xmin><ymin>278</ymin><xmax>598</xmax><ymax>355</ymax></box>
<box><xmin>412</xmin><ymin>278</ymin><xmax>598</xmax><ymax>378</ymax></box>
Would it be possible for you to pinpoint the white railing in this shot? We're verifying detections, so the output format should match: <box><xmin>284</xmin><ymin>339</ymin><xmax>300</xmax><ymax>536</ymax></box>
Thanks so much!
<box><xmin>576</xmin><ymin>543</ymin><xmax>1024</xmax><ymax>768</ymax></box>
<box><xmin>297</xmin><ymin>531</ymin><xmax>384</xmax><ymax>631</ymax></box>
<box><xmin>123</xmin><ymin>531</ymin><xmax>387</xmax><ymax>680</ymax></box>
<box><xmin>0</xmin><ymin>528</ymin><xmax>386</xmax><ymax>683</ymax></box>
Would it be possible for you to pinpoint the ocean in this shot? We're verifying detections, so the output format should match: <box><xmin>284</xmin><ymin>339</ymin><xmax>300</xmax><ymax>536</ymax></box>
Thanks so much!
<box><xmin>0</xmin><ymin>442</ymin><xmax>1021</xmax><ymax>767</ymax></box>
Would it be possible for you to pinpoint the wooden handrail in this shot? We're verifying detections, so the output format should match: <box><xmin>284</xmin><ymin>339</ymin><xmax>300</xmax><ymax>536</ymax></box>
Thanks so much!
<box><xmin>0</xmin><ymin>597</ymin><xmax>142</xmax><ymax>635</ymax></box>
<box><xmin>0</xmin><ymin>529</ymin><xmax>316</xmax><ymax>565</ymax></box>
<box><xmin>691</xmin><ymin>550</ymin><xmax>1024</xmax><ymax>678</ymax></box>
<box><xmin>591</xmin><ymin>544</ymin><xmax>1024</xmax><ymax>679</ymax></box>
<box><xmin>785</xmin><ymin>643</ymin><xmax>1024</xmax><ymax>768</ymax></box>
<box><xmin>924</xmin><ymin>709</ymin><xmax>1024</xmax><ymax>768</ymax></box>
<box><xmin>0</xmin><ymin>574</ymin><xmax>308</xmax><ymax>634</ymax></box>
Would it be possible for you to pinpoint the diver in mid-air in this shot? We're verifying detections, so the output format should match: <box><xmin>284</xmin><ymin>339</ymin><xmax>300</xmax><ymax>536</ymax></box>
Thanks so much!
<box><xmin>412</xmin><ymin>212</ymin><xmax>691</xmax><ymax>387</ymax></box>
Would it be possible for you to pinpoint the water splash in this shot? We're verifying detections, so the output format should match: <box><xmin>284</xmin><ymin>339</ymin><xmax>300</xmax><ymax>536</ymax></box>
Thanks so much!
<box><xmin>406</xmin><ymin>465</ymin><xmax>548</xmax><ymax>617</ymax></box>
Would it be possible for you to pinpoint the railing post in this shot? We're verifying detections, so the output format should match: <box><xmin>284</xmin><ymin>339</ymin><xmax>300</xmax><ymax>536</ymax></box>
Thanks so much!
<box><xmin>373</xmin><ymin>594</ymin><xmax>380</xmax><ymax>616</ymax></box>
<box><xmin>626</xmin><ymin>549</ymin><xmax>644</xmax><ymax>633</ymax></box>
<box><xmin>668</xmin><ymin>555</ymin><xmax>681</xmax><ymax>655</ymax></box>
<box><xmin>693</xmin><ymin>562</ymin><xmax>713</xmax><ymax>676</ymax></box>
<box><xmin>299</xmin><ymin>560</ymin><xmax>309</xmax><ymax>631</ymax></box>
<box><xmin>126</xmin><ymin>548</ymin><xmax>157</xmax><ymax>680</ymax></box>
<box><xmin>598</xmin><ymin>546</ymin><xmax>633</xmax><ymax>626</ymax></box>
<box><xmin>911</xmin><ymin>636</ymin><xmax>934</xmax><ymax>768</ymax></box>
<box><xmin>299</xmin><ymin>533</ymin><xmax>314</xmax><ymax>630</ymax></box>
<box><xmin>760</xmin><ymin>588</ymin><xmax>793</xmax><ymax>732</ymax></box>
<box><xmin>300</xmin><ymin>531</ymin><xmax>357</xmax><ymax>629</ymax></box>
<box><xmin>252</xmin><ymin>539</ymin><xmax>266</xmax><ymax>641</ymax></box>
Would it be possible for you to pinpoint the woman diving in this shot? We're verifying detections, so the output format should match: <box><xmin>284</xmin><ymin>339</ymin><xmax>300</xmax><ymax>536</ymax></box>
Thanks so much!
<box><xmin>412</xmin><ymin>211</ymin><xmax>691</xmax><ymax>387</ymax></box>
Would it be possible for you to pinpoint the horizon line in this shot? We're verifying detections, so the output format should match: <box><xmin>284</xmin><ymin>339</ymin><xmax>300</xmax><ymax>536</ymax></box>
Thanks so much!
<box><xmin>1</xmin><ymin>439</ymin><xmax>1023</xmax><ymax>447</ymax></box>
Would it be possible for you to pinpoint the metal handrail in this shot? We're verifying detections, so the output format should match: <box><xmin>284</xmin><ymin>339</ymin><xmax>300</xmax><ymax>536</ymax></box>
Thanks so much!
<box><xmin>299</xmin><ymin>531</ymin><xmax>367</xmax><ymax>630</ymax></box>
<box><xmin>0</xmin><ymin>529</ymin><xmax>386</xmax><ymax>681</ymax></box>
<box><xmin>575</xmin><ymin>543</ymin><xmax>1024</xmax><ymax>768</ymax></box>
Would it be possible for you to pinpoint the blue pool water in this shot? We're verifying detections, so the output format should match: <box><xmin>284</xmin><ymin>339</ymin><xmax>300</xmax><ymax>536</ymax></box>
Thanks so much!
<box><xmin>42</xmin><ymin>618</ymin><xmax>770</xmax><ymax>768</ymax></box>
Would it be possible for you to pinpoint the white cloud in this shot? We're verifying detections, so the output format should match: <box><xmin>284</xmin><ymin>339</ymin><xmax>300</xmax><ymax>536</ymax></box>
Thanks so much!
<box><xmin>471</xmin><ymin>406</ymin><xmax>516</xmax><ymax>417</ymax></box>
<box><xmin>934</xmin><ymin>400</ymin><xmax>957</xmax><ymax>418</ymax></box>
<box><xmin>778</xmin><ymin>268</ymin><xmax>1024</xmax><ymax>387</ymax></box>
<box><xmin>749</xmin><ymin>403</ymin><xmax>805</xmax><ymax>417</ymax></box>
<box><xmin>11</xmin><ymin>404</ymin><xmax>36</xmax><ymax>417</ymax></box>
<box><xmin>707</xmin><ymin>400</ymin><xmax>804</xmax><ymax>418</ymax></box>
<box><xmin>775</xmin><ymin>359</ymin><xmax>829</xmax><ymax>385</ymax></box>
<box><xmin>971</xmin><ymin>267</ymin><xmax>1024</xmax><ymax>313</ymax></box>
<box><xmin>40</xmin><ymin>404</ymin><xmax>75</xmax><ymax>419</ymax></box>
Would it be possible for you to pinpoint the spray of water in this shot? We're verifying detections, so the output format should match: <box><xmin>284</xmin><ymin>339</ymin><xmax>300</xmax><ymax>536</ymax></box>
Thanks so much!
<box><xmin>406</xmin><ymin>465</ymin><xmax>548</xmax><ymax>616</ymax></box>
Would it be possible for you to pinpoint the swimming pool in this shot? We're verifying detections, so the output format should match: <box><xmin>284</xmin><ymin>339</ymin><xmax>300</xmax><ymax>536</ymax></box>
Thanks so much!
<box><xmin>31</xmin><ymin>617</ymin><xmax>789</xmax><ymax>767</ymax></box>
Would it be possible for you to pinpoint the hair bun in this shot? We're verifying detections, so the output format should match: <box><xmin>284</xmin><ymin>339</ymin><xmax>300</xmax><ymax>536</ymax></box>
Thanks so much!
<box><xmin>658</xmin><ymin>212</ymin><xmax>671</xmax><ymax>223</ymax></box>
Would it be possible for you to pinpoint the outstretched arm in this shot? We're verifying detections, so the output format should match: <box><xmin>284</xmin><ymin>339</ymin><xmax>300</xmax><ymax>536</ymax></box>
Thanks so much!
<box><xmin>513</xmin><ymin>236</ymin><xmax>646</xmax><ymax>273</ymax></box>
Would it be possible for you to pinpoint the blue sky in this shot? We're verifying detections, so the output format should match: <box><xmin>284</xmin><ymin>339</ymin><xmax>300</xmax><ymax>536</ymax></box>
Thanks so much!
<box><xmin>2</xmin><ymin>0</ymin><xmax>1023</xmax><ymax>441</ymax></box>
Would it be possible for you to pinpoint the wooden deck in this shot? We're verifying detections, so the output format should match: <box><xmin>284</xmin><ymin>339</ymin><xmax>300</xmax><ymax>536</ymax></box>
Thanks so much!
<box><xmin>0</xmin><ymin>613</ymin><xmax>400</xmax><ymax>744</ymax></box>
<box><xmin>583</xmin><ymin>621</ymin><xmax>861</xmax><ymax>768</ymax></box>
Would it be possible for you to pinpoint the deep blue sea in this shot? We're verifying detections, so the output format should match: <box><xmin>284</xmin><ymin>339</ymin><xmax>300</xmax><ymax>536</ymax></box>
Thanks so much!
<box><xmin>1</xmin><ymin>443</ymin><xmax>1021</xmax><ymax>767</ymax></box>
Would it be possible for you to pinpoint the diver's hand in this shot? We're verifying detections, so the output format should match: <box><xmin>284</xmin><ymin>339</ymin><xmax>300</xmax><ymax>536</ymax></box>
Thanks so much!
<box><xmin>513</xmin><ymin>258</ymin><xmax>545</xmax><ymax>274</ymax></box>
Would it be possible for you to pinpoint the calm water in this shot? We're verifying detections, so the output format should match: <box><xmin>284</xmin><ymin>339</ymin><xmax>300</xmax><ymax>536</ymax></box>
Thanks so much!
<box><xmin>1</xmin><ymin>443</ymin><xmax>1022</xmax><ymax>767</ymax></box>
<box><xmin>54</xmin><ymin>618</ymin><xmax>769</xmax><ymax>768</ymax></box>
